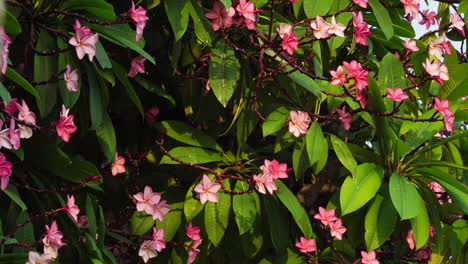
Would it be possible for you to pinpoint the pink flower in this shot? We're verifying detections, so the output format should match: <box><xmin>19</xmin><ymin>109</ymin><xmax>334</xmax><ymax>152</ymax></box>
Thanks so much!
<box><xmin>16</xmin><ymin>99</ymin><xmax>36</xmax><ymax>139</ymax></box>
<box><xmin>56</xmin><ymin>105</ymin><xmax>77</xmax><ymax>142</ymax></box>
<box><xmin>0</xmin><ymin>153</ymin><xmax>13</xmax><ymax>190</ymax></box>
<box><xmin>236</xmin><ymin>0</ymin><xmax>257</xmax><ymax>23</ymax></box>
<box><xmin>314</xmin><ymin>206</ymin><xmax>338</xmax><ymax>226</ymax></box>
<box><xmin>386</xmin><ymin>88</ymin><xmax>409</xmax><ymax>102</ymax></box>
<box><xmin>151</xmin><ymin>227</ymin><xmax>166</xmax><ymax>252</ymax></box>
<box><xmin>64</xmin><ymin>64</ymin><xmax>78</xmax><ymax>92</ymax></box>
<box><xmin>288</xmin><ymin>110</ymin><xmax>310</xmax><ymax>137</ymax></box>
<box><xmin>403</xmin><ymin>39</ymin><xmax>419</xmax><ymax>52</ymax></box>
<box><xmin>139</xmin><ymin>240</ymin><xmax>159</xmax><ymax>263</ymax></box>
<box><xmin>68</xmin><ymin>20</ymin><xmax>98</xmax><ymax>61</ymax></box>
<box><xmin>353</xmin><ymin>0</ymin><xmax>368</xmax><ymax>8</ymax></box>
<box><xmin>0</xmin><ymin>119</ymin><xmax>20</xmax><ymax>150</ymax></box>
<box><xmin>260</xmin><ymin>159</ymin><xmax>289</xmax><ymax>179</ymax></box>
<box><xmin>186</xmin><ymin>222</ymin><xmax>201</xmax><ymax>241</ymax></box>
<box><xmin>4</xmin><ymin>98</ymin><xmax>18</xmax><ymax>115</ymax></box>
<box><xmin>355</xmin><ymin>90</ymin><xmax>368</xmax><ymax>109</ymax></box>
<box><xmin>451</xmin><ymin>13</ymin><xmax>465</xmax><ymax>37</ymax></box>
<box><xmin>401</xmin><ymin>0</ymin><xmax>420</xmax><ymax>18</ymax></box>
<box><xmin>429</xmin><ymin>34</ymin><xmax>451</xmax><ymax>61</ymax></box>
<box><xmin>422</xmin><ymin>59</ymin><xmax>449</xmax><ymax>84</ymax></box>
<box><xmin>343</xmin><ymin>60</ymin><xmax>368</xmax><ymax>90</ymax></box>
<box><xmin>406</xmin><ymin>230</ymin><xmax>415</xmax><ymax>250</ymax></box>
<box><xmin>145</xmin><ymin>106</ymin><xmax>160</xmax><ymax>125</ymax></box>
<box><xmin>26</xmin><ymin>251</ymin><xmax>52</xmax><ymax>264</ymax></box>
<box><xmin>329</xmin><ymin>218</ymin><xmax>347</xmax><ymax>240</ymax></box>
<box><xmin>361</xmin><ymin>251</ymin><xmax>379</xmax><ymax>264</ymax></box>
<box><xmin>336</xmin><ymin>106</ymin><xmax>352</xmax><ymax>130</ymax></box>
<box><xmin>65</xmin><ymin>194</ymin><xmax>80</xmax><ymax>222</ymax></box>
<box><xmin>111</xmin><ymin>152</ymin><xmax>126</xmax><ymax>176</ymax></box>
<box><xmin>295</xmin><ymin>237</ymin><xmax>316</xmax><ymax>253</ymax></box>
<box><xmin>282</xmin><ymin>32</ymin><xmax>299</xmax><ymax>55</ymax></box>
<box><xmin>330</xmin><ymin>66</ymin><xmax>347</xmax><ymax>86</ymax></box>
<box><xmin>419</xmin><ymin>9</ymin><xmax>438</xmax><ymax>29</ymax></box>
<box><xmin>443</xmin><ymin>115</ymin><xmax>455</xmax><ymax>133</ymax></box>
<box><xmin>133</xmin><ymin>186</ymin><xmax>171</xmax><ymax>221</ymax></box>
<box><xmin>253</xmin><ymin>173</ymin><xmax>277</xmax><ymax>195</ymax></box>
<box><xmin>128</xmin><ymin>56</ymin><xmax>146</xmax><ymax>77</ymax></box>
<box><xmin>352</xmin><ymin>12</ymin><xmax>371</xmax><ymax>45</ymax></box>
<box><xmin>194</xmin><ymin>174</ymin><xmax>221</xmax><ymax>204</ymax></box>
<box><xmin>0</xmin><ymin>26</ymin><xmax>11</xmax><ymax>74</ymax></box>
<box><xmin>434</xmin><ymin>97</ymin><xmax>452</xmax><ymax>117</ymax></box>
<box><xmin>311</xmin><ymin>16</ymin><xmax>331</xmax><ymax>39</ymax></box>
<box><xmin>43</xmin><ymin>220</ymin><xmax>67</xmax><ymax>258</ymax></box>
<box><xmin>205</xmin><ymin>1</ymin><xmax>236</xmax><ymax>31</ymax></box>
<box><xmin>187</xmin><ymin>239</ymin><xmax>202</xmax><ymax>264</ymax></box>
<box><xmin>276</xmin><ymin>23</ymin><xmax>293</xmax><ymax>39</ymax></box>
<box><xmin>328</xmin><ymin>16</ymin><xmax>346</xmax><ymax>37</ymax></box>
<box><xmin>129</xmin><ymin>1</ymin><xmax>149</xmax><ymax>41</ymax></box>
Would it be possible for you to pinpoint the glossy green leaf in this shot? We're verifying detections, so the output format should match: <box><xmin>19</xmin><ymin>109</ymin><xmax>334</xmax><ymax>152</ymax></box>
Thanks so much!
<box><xmin>340</xmin><ymin>163</ymin><xmax>384</xmax><ymax>216</ymax></box>
<box><xmin>130</xmin><ymin>211</ymin><xmax>154</xmax><ymax>235</ymax></box>
<box><xmin>306</xmin><ymin>121</ymin><xmax>327</xmax><ymax>167</ymax></box>
<box><xmin>330</xmin><ymin>134</ymin><xmax>357</xmax><ymax>176</ymax></box>
<box><xmin>209</xmin><ymin>40</ymin><xmax>240</xmax><ymax>107</ymax></box>
<box><xmin>285</xmin><ymin>66</ymin><xmax>321</xmax><ymax>96</ymax></box>
<box><xmin>62</xmin><ymin>0</ymin><xmax>116</xmax><ymax>20</ymax></box>
<box><xmin>156</xmin><ymin>188</ymin><xmax>184</xmax><ymax>241</ymax></box>
<box><xmin>262</xmin><ymin>107</ymin><xmax>289</xmax><ymax>137</ymax></box>
<box><xmin>263</xmin><ymin>195</ymin><xmax>290</xmax><ymax>251</ymax></box>
<box><xmin>378</xmin><ymin>53</ymin><xmax>406</xmax><ymax>90</ymax></box>
<box><xmin>159</xmin><ymin>120</ymin><xmax>222</xmax><ymax>151</ymax></box>
<box><xmin>3</xmin><ymin>9</ymin><xmax>21</xmax><ymax>35</ymax></box>
<box><xmin>184</xmin><ymin>183</ymin><xmax>204</xmax><ymax>221</ymax></box>
<box><xmin>0</xmin><ymin>82</ymin><xmax>11</xmax><ymax>104</ymax></box>
<box><xmin>87</xmin><ymin>64</ymin><xmax>105</xmax><ymax>128</ymax></box>
<box><xmin>135</xmin><ymin>77</ymin><xmax>176</xmax><ymax>105</ymax></box>
<box><xmin>368</xmin><ymin>0</ymin><xmax>394</xmax><ymax>39</ymax></box>
<box><xmin>410</xmin><ymin>205</ymin><xmax>430</xmax><ymax>250</ymax></box>
<box><xmin>205</xmin><ymin>179</ymin><xmax>231</xmax><ymax>246</ymax></box>
<box><xmin>3</xmin><ymin>186</ymin><xmax>27</xmax><ymax>211</ymax></box>
<box><xmin>95</xmin><ymin>41</ymin><xmax>112</xmax><ymax>69</ymax></box>
<box><xmin>188</xmin><ymin>0</ymin><xmax>214</xmax><ymax>44</ymax></box>
<box><xmin>86</xmin><ymin>195</ymin><xmax>97</xmax><ymax>238</ymax></box>
<box><xmin>233</xmin><ymin>181</ymin><xmax>260</xmax><ymax>235</ymax></box>
<box><xmin>160</xmin><ymin>147</ymin><xmax>222</xmax><ymax>165</ymax></box>
<box><xmin>112</xmin><ymin>60</ymin><xmax>144</xmax><ymax>117</ymax></box>
<box><xmin>34</xmin><ymin>30</ymin><xmax>57</xmax><ymax>117</ymax></box>
<box><xmin>365</xmin><ymin>192</ymin><xmax>398</xmax><ymax>250</ymax></box>
<box><xmin>96</xmin><ymin>112</ymin><xmax>117</xmax><ymax>162</ymax></box>
<box><xmin>276</xmin><ymin>180</ymin><xmax>315</xmax><ymax>238</ymax></box>
<box><xmin>303</xmin><ymin>0</ymin><xmax>333</xmax><ymax>18</ymax></box>
<box><xmin>164</xmin><ymin>0</ymin><xmax>190</xmax><ymax>40</ymax></box>
<box><xmin>5</xmin><ymin>68</ymin><xmax>40</xmax><ymax>100</ymax></box>
<box><xmin>292</xmin><ymin>139</ymin><xmax>310</xmax><ymax>181</ymax></box>
<box><xmin>389</xmin><ymin>172</ymin><xmax>424</xmax><ymax>219</ymax></box>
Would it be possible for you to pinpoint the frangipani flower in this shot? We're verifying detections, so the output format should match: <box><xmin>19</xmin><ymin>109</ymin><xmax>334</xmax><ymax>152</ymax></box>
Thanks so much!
<box><xmin>260</xmin><ymin>159</ymin><xmax>289</xmax><ymax>179</ymax></box>
<box><xmin>295</xmin><ymin>237</ymin><xmax>316</xmax><ymax>253</ymax></box>
<box><xmin>451</xmin><ymin>13</ymin><xmax>465</xmax><ymax>36</ymax></box>
<box><xmin>111</xmin><ymin>153</ymin><xmax>126</xmax><ymax>176</ymax></box>
<box><xmin>68</xmin><ymin>20</ymin><xmax>98</xmax><ymax>61</ymax></box>
<box><xmin>0</xmin><ymin>153</ymin><xmax>13</xmax><ymax>190</ymax></box>
<box><xmin>65</xmin><ymin>194</ymin><xmax>80</xmax><ymax>222</ymax></box>
<box><xmin>43</xmin><ymin>221</ymin><xmax>67</xmax><ymax>258</ymax></box>
<box><xmin>56</xmin><ymin>105</ymin><xmax>77</xmax><ymax>142</ymax></box>
<box><xmin>329</xmin><ymin>218</ymin><xmax>347</xmax><ymax>240</ymax></box>
<box><xmin>0</xmin><ymin>26</ymin><xmax>11</xmax><ymax>74</ymax></box>
<box><xmin>276</xmin><ymin>23</ymin><xmax>293</xmax><ymax>39</ymax></box>
<box><xmin>129</xmin><ymin>1</ymin><xmax>149</xmax><ymax>41</ymax></box>
<box><xmin>328</xmin><ymin>16</ymin><xmax>346</xmax><ymax>37</ymax></box>
<box><xmin>186</xmin><ymin>222</ymin><xmax>201</xmax><ymax>241</ymax></box>
<box><xmin>282</xmin><ymin>32</ymin><xmax>299</xmax><ymax>55</ymax></box>
<box><xmin>386</xmin><ymin>88</ymin><xmax>409</xmax><ymax>102</ymax></box>
<box><xmin>401</xmin><ymin>0</ymin><xmax>420</xmax><ymax>18</ymax></box>
<box><xmin>361</xmin><ymin>251</ymin><xmax>379</xmax><ymax>264</ymax></box>
<box><xmin>330</xmin><ymin>66</ymin><xmax>347</xmax><ymax>86</ymax></box>
<box><xmin>314</xmin><ymin>206</ymin><xmax>338</xmax><ymax>226</ymax></box>
<box><xmin>205</xmin><ymin>1</ymin><xmax>235</xmax><ymax>31</ymax></box>
<box><xmin>352</xmin><ymin>11</ymin><xmax>371</xmax><ymax>45</ymax></box>
<box><xmin>288</xmin><ymin>111</ymin><xmax>310</xmax><ymax>137</ymax></box>
<box><xmin>403</xmin><ymin>39</ymin><xmax>419</xmax><ymax>52</ymax></box>
<box><xmin>194</xmin><ymin>174</ymin><xmax>221</xmax><ymax>204</ymax></box>
<box><xmin>419</xmin><ymin>9</ymin><xmax>438</xmax><ymax>29</ymax></box>
<box><xmin>353</xmin><ymin>0</ymin><xmax>368</xmax><ymax>8</ymax></box>
<box><xmin>26</xmin><ymin>251</ymin><xmax>52</xmax><ymax>264</ymax></box>
<box><xmin>128</xmin><ymin>56</ymin><xmax>146</xmax><ymax>77</ymax></box>
<box><xmin>336</xmin><ymin>106</ymin><xmax>352</xmax><ymax>130</ymax></box>
<box><xmin>311</xmin><ymin>16</ymin><xmax>331</xmax><ymax>39</ymax></box>
<box><xmin>64</xmin><ymin>64</ymin><xmax>78</xmax><ymax>92</ymax></box>
<box><xmin>253</xmin><ymin>173</ymin><xmax>277</xmax><ymax>195</ymax></box>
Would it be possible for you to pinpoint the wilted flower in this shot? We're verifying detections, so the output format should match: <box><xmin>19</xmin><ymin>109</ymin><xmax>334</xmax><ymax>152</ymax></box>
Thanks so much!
<box><xmin>128</xmin><ymin>56</ymin><xmax>146</xmax><ymax>77</ymax></box>
<box><xmin>129</xmin><ymin>1</ymin><xmax>149</xmax><ymax>41</ymax></box>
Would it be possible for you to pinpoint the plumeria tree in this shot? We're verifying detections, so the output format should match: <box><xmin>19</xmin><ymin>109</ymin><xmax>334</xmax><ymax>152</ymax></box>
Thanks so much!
<box><xmin>0</xmin><ymin>0</ymin><xmax>466</xmax><ymax>263</ymax></box>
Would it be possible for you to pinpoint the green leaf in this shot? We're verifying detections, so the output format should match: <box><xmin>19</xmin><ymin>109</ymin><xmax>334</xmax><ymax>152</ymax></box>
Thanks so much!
<box><xmin>3</xmin><ymin>186</ymin><xmax>27</xmax><ymax>211</ymax></box>
<box><xmin>205</xmin><ymin>178</ymin><xmax>231</xmax><ymax>246</ymax></box>
<box><xmin>303</xmin><ymin>0</ymin><xmax>333</xmax><ymax>18</ymax></box>
<box><xmin>134</xmin><ymin>77</ymin><xmax>176</xmax><ymax>105</ymax></box>
<box><xmin>5</xmin><ymin>68</ymin><xmax>40</xmax><ymax>100</ymax></box>
<box><xmin>96</xmin><ymin>112</ymin><xmax>117</xmax><ymax>162</ymax></box>
<box><xmin>61</xmin><ymin>0</ymin><xmax>116</xmax><ymax>20</ymax></box>
<box><xmin>378</xmin><ymin>53</ymin><xmax>406</xmax><ymax>90</ymax></box>
<box><xmin>365</xmin><ymin>191</ymin><xmax>398</xmax><ymax>251</ymax></box>
<box><xmin>156</xmin><ymin>188</ymin><xmax>184</xmax><ymax>241</ymax></box>
<box><xmin>209</xmin><ymin>40</ymin><xmax>240</xmax><ymax>107</ymax></box>
<box><xmin>340</xmin><ymin>163</ymin><xmax>384</xmax><ymax>216</ymax></box>
<box><xmin>160</xmin><ymin>147</ymin><xmax>222</xmax><ymax>165</ymax></box>
<box><xmin>410</xmin><ymin>205</ymin><xmax>430</xmax><ymax>250</ymax></box>
<box><xmin>233</xmin><ymin>181</ymin><xmax>260</xmax><ymax>235</ymax></box>
<box><xmin>262</xmin><ymin>107</ymin><xmax>289</xmax><ymax>137</ymax></box>
<box><xmin>130</xmin><ymin>211</ymin><xmax>154</xmax><ymax>235</ymax></box>
<box><xmin>112</xmin><ymin>60</ymin><xmax>144</xmax><ymax>118</ymax></box>
<box><xmin>330</xmin><ymin>134</ymin><xmax>357</xmax><ymax>176</ymax></box>
<box><xmin>159</xmin><ymin>120</ymin><xmax>222</xmax><ymax>151</ymax></box>
<box><xmin>285</xmin><ymin>66</ymin><xmax>321</xmax><ymax>96</ymax></box>
<box><xmin>95</xmin><ymin>41</ymin><xmax>112</xmax><ymax>69</ymax></box>
<box><xmin>34</xmin><ymin>30</ymin><xmax>57</xmax><ymax>117</ymax></box>
<box><xmin>368</xmin><ymin>0</ymin><xmax>394</xmax><ymax>39</ymax></box>
<box><xmin>219</xmin><ymin>0</ymin><xmax>232</xmax><ymax>9</ymax></box>
<box><xmin>292</xmin><ymin>139</ymin><xmax>310</xmax><ymax>181</ymax></box>
<box><xmin>389</xmin><ymin>172</ymin><xmax>424</xmax><ymax>219</ymax></box>
<box><xmin>86</xmin><ymin>64</ymin><xmax>105</xmax><ymax>128</ymax></box>
<box><xmin>164</xmin><ymin>0</ymin><xmax>190</xmax><ymax>40</ymax></box>
<box><xmin>275</xmin><ymin>181</ymin><xmax>315</xmax><ymax>238</ymax></box>
<box><xmin>184</xmin><ymin>183</ymin><xmax>204</xmax><ymax>221</ymax></box>
<box><xmin>188</xmin><ymin>0</ymin><xmax>214</xmax><ymax>44</ymax></box>
<box><xmin>305</xmin><ymin>121</ymin><xmax>327</xmax><ymax>167</ymax></box>
<box><xmin>0</xmin><ymin>82</ymin><xmax>11</xmax><ymax>104</ymax></box>
<box><xmin>263</xmin><ymin>195</ymin><xmax>290</xmax><ymax>251</ymax></box>
<box><xmin>3</xmin><ymin>9</ymin><xmax>21</xmax><ymax>35</ymax></box>
<box><xmin>86</xmin><ymin>195</ymin><xmax>97</xmax><ymax>238</ymax></box>
<box><xmin>90</xmin><ymin>24</ymin><xmax>155</xmax><ymax>64</ymax></box>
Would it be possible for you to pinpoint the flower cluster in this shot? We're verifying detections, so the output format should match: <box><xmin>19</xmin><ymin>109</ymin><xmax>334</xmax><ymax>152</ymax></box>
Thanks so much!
<box><xmin>254</xmin><ymin>159</ymin><xmax>289</xmax><ymax>195</ymax></box>
<box><xmin>330</xmin><ymin>60</ymin><xmax>369</xmax><ymax>109</ymax></box>
<box><xmin>314</xmin><ymin>207</ymin><xmax>347</xmax><ymax>240</ymax></box>
<box><xmin>185</xmin><ymin>222</ymin><xmax>202</xmax><ymax>264</ymax></box>
<box><xmin>42</xmin><ymin>221</ymin><xmax>67</xmax><ymax>258</ymax></box>
<box><xmin>139</xmin><ymin>227</ymin><xmax>166</xmax><ymax>263</ymax></box>
<box><xmin>311</xmin><ymin>16</ymin><xmax>346</xmax><ymax>40</ymax></box>
<box><xmin>0</xmin><ymin>26</ymin><xmax>11</xmax><ymax>74</ymax></box>
<box><xmin>133</xmin><ymin>186</ymin><xmax>171</xmax><ymax>221</ymax></box>
<box><xmin>205</xmin><ymin>0</ymin><xmax>259</xmax><ymax>31</ymax></box>
<box><xmin>428</xmin><ymin>181</ymin><xmax>452</xmax><ymax>204</ymax></box>
<box><xmin>352</xmin><ymin>11</ymin><xmax>371</xmax><ymax>46</ymax></box>
<box><xmin>434</xmin><ymin>97</ymin><xmax>455</xmax><ymax>133</ymax></box>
